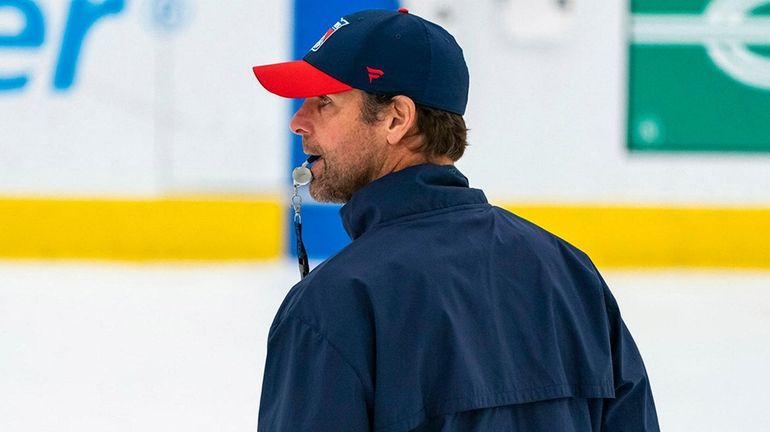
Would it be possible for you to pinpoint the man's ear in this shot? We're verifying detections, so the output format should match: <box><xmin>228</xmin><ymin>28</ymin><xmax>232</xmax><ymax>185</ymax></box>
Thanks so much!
<box><xmin>385</xmin><ymin>96</ymin><xmax>418</xmax><ymax>146</ymax></box>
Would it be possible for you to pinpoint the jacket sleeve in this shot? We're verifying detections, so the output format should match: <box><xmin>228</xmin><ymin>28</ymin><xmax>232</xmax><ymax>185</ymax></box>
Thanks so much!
<box><xmin>258</xmin><ymin>315</ymin><xmax>370</xmax><ymax>432</ymax></box>
<box><xmin>601</xmin><ymin>283</ymin><xmax>660</xmax><ymax>431</ymax></box>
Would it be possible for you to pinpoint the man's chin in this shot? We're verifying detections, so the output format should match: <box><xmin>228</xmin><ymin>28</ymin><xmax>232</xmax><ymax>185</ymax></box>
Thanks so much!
<box><xmin>309</xmin><ymin>182</ymin><xmax>346</xmax><ymax>204</ymax></box>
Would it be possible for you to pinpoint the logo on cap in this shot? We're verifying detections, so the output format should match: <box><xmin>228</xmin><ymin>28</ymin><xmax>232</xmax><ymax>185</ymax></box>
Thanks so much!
<box><xmin>366</xmin><ymin>66</ymin><xmax>384</xmax><ymax>83</ymax></box>
<box><xmin>310</xmin><ymin>17</ymin><xmax>350</xmax><ymax>52</ymax></box>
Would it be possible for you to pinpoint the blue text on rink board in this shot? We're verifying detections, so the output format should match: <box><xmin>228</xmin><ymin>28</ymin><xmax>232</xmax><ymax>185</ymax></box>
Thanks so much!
<box><xmin>0</xmin><ymin>0</ymin><xmax>124</xmax><ymax>91</ymax></box>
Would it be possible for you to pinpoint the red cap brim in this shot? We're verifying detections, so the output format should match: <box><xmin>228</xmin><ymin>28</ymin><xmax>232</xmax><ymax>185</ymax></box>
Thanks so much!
<box><xmin>252</xmin><ymin>60</ymin><xmax>353</xmax><ymax>98</ymax></box>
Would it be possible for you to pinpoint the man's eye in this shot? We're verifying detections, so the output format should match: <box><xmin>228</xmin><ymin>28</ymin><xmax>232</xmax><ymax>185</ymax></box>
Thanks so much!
<box><xmin>318</xmin><ymin>96</ymin><xmax>331</xmax><ymax>106</ymax></box>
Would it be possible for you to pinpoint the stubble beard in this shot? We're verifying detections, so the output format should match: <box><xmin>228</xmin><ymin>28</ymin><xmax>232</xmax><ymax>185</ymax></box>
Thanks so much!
<box><xmin>309</xmin><ymin>139</ymin><xmax>382</xmax><ymax>204</ymax></box>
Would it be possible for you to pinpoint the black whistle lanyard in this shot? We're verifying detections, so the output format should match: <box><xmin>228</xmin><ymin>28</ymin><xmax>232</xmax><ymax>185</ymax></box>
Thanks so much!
<box><xmin>292</xmin><ymin>185</ymin><xmax>310</xmax><ymax>279</ymax></box>
<box><xmin>291</xmin><ymin>156</ymin><xmax>319</xmax><ymax>279</ymax></box>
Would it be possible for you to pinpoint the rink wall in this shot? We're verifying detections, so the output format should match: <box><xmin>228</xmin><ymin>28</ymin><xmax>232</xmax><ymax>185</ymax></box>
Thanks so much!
<box><xmin>2</xmin><ymin>198</ymin><xmax>770</xmax><ymax>268</ymax></box>
<box><xmin>0</xmin><ymin>196</ymin><xmax>282</xmax><ymax>260</ymax></box>
<box><xmin>2</xmin><ymin>0</ymin><xmax>769</xmax><ymax>267</ymax></box>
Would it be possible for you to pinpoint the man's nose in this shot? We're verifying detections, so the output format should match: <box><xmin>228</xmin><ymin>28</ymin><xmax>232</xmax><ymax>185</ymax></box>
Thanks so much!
<box><xmin>289</xmin><ymin>101</ymin><xmax>311</xmax><ymax>136</ymax></box>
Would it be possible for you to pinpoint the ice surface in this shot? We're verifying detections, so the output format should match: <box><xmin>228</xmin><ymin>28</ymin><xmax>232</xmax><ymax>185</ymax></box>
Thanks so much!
<box><xmin>1</xmin><ymin>261</ymin><xmax>768</xmax><ymax>431</ymax></box>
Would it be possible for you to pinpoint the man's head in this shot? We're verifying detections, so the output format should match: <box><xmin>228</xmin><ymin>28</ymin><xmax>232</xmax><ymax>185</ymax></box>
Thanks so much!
<box><xmin>252</xmin><ymin>9</ymin><xmax>469</xmax><ymax>202</ymax></box>
<box><xmin>288</xmin><ymin>89</ymin><xmax>467</xmax><ymax>203</ymax></box>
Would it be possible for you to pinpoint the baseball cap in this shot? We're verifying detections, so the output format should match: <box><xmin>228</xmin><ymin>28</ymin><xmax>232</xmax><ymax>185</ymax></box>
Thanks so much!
<box><xmin>252</xmin><ymin>8</ymin><xmax>469</xmax><ymax>115</ymax></box>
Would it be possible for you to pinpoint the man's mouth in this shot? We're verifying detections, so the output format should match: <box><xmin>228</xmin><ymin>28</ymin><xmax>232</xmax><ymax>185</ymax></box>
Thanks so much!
<box><xmin>306</xmin><ymin>155</ymin><xmax>324</xmax><ymax>176</ymax></box>
<box><xmin>312</xmin><ymin>157</ymin><xmax>323</xmax><ymax>167</ymax></box>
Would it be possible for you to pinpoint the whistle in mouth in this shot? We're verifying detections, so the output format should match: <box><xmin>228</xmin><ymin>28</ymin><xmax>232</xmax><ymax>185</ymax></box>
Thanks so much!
<box><xmin>292</xmin><ymin>155</ymin><xmax>320</xmax><ymax>186</ymax></box>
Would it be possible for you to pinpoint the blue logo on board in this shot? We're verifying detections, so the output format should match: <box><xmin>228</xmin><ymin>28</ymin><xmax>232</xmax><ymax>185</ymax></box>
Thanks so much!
<box><xmin>149</xmin><ymin>0</ymin><xmax>191</xmax><ymax>33</ymax></box>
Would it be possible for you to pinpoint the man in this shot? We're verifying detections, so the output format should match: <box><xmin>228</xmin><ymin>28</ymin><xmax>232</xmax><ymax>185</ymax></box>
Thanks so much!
<box><xmin>252</xmin><ymin>8</ymin><xmax>659</xmax><ymax>432</ymax></box>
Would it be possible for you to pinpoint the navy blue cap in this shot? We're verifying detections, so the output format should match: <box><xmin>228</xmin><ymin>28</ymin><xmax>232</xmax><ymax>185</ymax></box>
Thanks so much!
<box><xmin>253</xmin><ymin>8</ymin><xmax>469</xmax><ymax>115</ymax></box>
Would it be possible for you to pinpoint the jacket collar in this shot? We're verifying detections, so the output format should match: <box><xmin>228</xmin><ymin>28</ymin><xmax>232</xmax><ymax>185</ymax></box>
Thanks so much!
<box><xmin>340</xmin><ymin>164</ymin><xmax>488</xmax><ymax>240</ymax></box>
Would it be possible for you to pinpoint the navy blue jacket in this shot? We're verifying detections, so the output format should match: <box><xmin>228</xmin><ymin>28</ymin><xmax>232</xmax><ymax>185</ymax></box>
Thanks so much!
<box><xmin>258</xmin><ymin>164</ymin><xmax>659</xmax><ymax>431</ymax></box>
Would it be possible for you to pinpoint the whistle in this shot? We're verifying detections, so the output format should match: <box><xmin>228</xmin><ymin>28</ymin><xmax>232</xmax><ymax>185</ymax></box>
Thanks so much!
<box><xmin>292</xmin><ymin>155</ymin><xmax>320</xmax><ymax>186</ymax></box>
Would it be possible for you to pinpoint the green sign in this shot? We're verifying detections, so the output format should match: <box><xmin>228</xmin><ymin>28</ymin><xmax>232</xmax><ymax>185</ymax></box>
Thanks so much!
<box><xmin>628</xmin><ymin>0</ymin><xmax>770</xmax><ymax>152</ymax></box>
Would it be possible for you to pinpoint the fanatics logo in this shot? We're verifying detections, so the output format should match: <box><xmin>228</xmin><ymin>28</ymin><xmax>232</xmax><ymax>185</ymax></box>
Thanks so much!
<box><xmin>367</xmin><ymin>66</ymin><xmax>384</xmax><ymax>83</ymax></box>
<box><xmin>310</xmin><ymin>17</ymin><xmax>350</xmax><ymax>52</ymax></box>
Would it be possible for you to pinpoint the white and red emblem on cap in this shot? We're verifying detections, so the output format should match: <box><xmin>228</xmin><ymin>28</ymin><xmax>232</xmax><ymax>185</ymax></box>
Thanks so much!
<box><xmin>252</xmin><ymin>16</ymin><xmax>353</xmax><ymax>98</ymax></box>
<box><xmin>310</xmin><ymin>17</ymin><xmax>350</xmax><ymax>52</ymax></box>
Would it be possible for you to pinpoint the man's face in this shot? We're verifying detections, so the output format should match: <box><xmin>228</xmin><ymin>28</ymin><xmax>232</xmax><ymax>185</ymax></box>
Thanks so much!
<box><xmin>290</xmin><ymin>90</ymin><xmax>387</xmax><ymax>203</ymax></box>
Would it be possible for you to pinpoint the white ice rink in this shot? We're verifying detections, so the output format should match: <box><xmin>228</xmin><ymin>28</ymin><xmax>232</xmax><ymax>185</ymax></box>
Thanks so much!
<box><xmin>1</xmin><ymin>261</ymin><xmax>769</xmax><ymax>431</ymax></box>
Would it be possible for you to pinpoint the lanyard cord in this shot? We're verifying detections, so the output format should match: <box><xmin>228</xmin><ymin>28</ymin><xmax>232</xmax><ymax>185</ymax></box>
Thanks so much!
<box><xmin>292</xmin><ymin>185</ymin><xmax>310</xmax><ymax>279</ymax></box>
<box><xmin>291</xmin><ymin>156</ymin><xmax>318</xmax><ymax>280</ymax></box>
